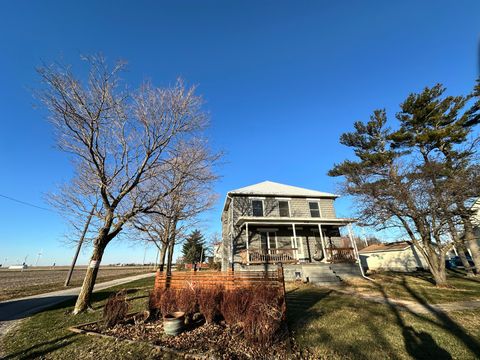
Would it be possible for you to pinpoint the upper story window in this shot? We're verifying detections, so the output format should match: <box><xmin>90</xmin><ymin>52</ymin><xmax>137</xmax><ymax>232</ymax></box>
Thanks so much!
<box><xmin>278</xmin><ymin>201</ymin><xmax>290</xmax><ymax>217</ymax></box>
<box><xmin>252</xmin><ymin>200</ymin><xmax>264</xmax><ymax>217</ymax></box>
<box><xmin>309</xmin><ymin>201</ymin><xmax>321</xmax><ymax>218</ymax></box>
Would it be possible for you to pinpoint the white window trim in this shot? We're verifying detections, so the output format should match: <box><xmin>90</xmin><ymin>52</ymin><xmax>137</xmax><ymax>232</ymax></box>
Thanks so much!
<box><xmin>251</xmin><ymin>199</ymin><xmax>265</xmax><ymax>217</ymax></box>
<box><xmin>308</xmin><ymin>200</ymin><xmax>322</xmax><ymax>218</ymax></box>
<box><xmin>278</xmin><ymin>199</ymin><xmax>291</xmax><ymax>217</ymax></box>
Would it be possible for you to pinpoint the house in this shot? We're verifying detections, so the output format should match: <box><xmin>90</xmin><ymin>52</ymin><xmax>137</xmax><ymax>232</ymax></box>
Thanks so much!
<box><xmin>220</xmin><ymin>181</ymin><xmax>362</xmax><ymax>283</ymax></box>
<box><xmin>358</xmin><ymin>241</ymin><xmax>428</xmax><ymax>272</ymax></box>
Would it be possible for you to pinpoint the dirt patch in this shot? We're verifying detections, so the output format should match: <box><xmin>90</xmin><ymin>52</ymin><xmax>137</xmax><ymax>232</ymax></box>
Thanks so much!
<box><xmin>0</xmin><ymin>267</ymin><xmax>152</xmax><ymax>301</ymax></box>
<box><xmin>72</xmin><ymin>315</ymin><xmax>293</xmax><ymax>359</ymax></box>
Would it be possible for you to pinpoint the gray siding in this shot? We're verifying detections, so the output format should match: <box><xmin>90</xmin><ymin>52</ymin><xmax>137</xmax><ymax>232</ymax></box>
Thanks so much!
<box><xmin>320</xmin><ymin>198</ymin><xmax>336</xmax><ymax>218</ymax></box>
<box><xmin>221</xmin><ymin>194</ymin><xmax>341</xmax><ymax>268</ymax></box>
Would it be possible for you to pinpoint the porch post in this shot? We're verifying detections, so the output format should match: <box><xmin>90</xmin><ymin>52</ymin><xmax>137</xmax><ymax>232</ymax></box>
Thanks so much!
<box><xmin>347</xmin><ymin>223</ymin><xmax>359</xmax><ymax>262</ymax></box>
<box><xmin>292</xmin><ymin>223</ymin><xmax>297</xmax><ymax>261</ymax></box>
<box><xmin>318</xmin><ymin>224</ymin><xmax>327</xmax><ymax>263</ymax></box>
<box><xmin>245</xmin><ymin>222</ymin><xmax>250</xmax><ymax>265</ymax></box>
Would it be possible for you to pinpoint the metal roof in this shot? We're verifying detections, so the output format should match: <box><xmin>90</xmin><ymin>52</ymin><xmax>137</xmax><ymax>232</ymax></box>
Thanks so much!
<box><xmin>228</xmin><ymin>181</ymin><xmax>338</xmax><ymax>198</ymax></box>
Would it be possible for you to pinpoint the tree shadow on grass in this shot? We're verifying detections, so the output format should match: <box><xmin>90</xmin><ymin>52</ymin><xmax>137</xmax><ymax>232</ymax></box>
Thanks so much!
<box><xmin>374</xmin><ymin>282</ymin><xmax>453</xmax><ymax>360</ymax></box>
<box><xmin>374</xmin><ymin>277</ymin><xmax>480</xmax><ymax>359</ymax></box>
<box><xmin>401</xmin><ymin>279</ymin><xmax>480</xmax><ymax>355</ymax></box>
<box><xmin>286</xmin><ymin>278</ymin><xmax>480</xmax><ymax>359</ymax></box>
<box><xmin>286</xmin><ymin>287</ymin><xmax>399</xmax><ymax>360</ymax></box>
<box><xmin>3</xmin><ymin>334</ymin><xmax>77</xmax><ymax>360</ymax></box>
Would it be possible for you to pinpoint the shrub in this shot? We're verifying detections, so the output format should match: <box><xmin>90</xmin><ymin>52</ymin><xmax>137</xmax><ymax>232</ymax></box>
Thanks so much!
<box><xmin>148</xmin><ymin>288</ymin><xmax>164</xmax><ymax>319</ymax></box>
<box><xmin>159</xmin><ymin>288</ymin><xmax>177</xmax><ymax>316</ymax></box>
<box><xmin>103</xmin><ymin>290</ymin><xmax>129</xmax><ymax>328</ymax></box>
<box><xmin>175</xmin><ymin>287</ymin><xmax>198</xmax><ymax>317</ymax></box>
<box><xmin>243</xmin><ymin>286</ymin><xmax>285</xmax><ymax>344</ymax></box>
<box><xmin>197</xmin><ymin>285</ymin><xmax>223</xmax><ymax>323</ymax></box>
<box><xmin>220</xmin><ymin>287</ymin><xmax>253</xmax><ymax>326</ymax></box>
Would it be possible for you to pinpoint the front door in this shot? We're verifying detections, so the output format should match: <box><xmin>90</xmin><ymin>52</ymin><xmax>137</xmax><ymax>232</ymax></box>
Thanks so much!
<box><xmin>291</xmin><ymin>236</ymin><xmax>305</xmax><ymax>260</ymax></box>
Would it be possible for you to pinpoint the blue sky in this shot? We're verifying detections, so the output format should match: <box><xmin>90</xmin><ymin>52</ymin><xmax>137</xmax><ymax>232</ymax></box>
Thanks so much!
<box><xmin>0</xmin><ymin>1</ymin><xmax>479</xmax><ymax>266</ymax></box>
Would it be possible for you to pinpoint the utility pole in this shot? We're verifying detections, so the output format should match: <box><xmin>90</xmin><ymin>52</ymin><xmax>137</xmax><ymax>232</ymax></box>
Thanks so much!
<box><xmin>35</xmin><ymin>249</ymin><xmax>43</xmax><ymax>267</ymax></box>
<box><xmin>64</xmin><ymin>205</ymin><xmax>95</xmax><ymax>286</ymax></box>
<box><xmin>199</xmin><ymin>246</ymin><xmax>204</xmax><ymax>271</ymax></box>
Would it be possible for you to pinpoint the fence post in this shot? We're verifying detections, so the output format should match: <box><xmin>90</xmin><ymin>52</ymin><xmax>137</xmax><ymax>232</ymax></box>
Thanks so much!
<box><xmin>277</xmin><ymin>263</ymin><xmax>285</xmax><ymax>298</ymax></box>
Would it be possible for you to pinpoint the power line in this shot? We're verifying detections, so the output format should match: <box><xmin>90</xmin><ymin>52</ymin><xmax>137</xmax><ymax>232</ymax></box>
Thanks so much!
<box><xmin>0</xmin><ymin>193</ymin><xmax>54</xmax><ymax>212</ymax></box>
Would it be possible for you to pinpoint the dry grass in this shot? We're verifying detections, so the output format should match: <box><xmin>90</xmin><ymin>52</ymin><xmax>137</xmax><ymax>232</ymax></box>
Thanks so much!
<box><xmin>286</xmin><ymin>284</ymin><xmax>480</xmax><ymax>359</ymax></box>
<box><xmin>343</xmin><ymin>270</ymin><xmax>480</xmax><ymax>304</ymax></box>
<box><xmin>0</xmin><ymin>266</ymin><xmax>153</xmax><ymax>301</ymax></box>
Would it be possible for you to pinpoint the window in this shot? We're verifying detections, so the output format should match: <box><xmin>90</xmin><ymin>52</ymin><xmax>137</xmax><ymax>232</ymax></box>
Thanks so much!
<box><xmin>252</xmin><ymin>200</ymin><xmax>264</xmax><ymax>217</ymax></box>
<box><xmin>309</xmin><ymin>202</ymin><xmax>320</xmax><ymax>217</ymax></box>
<box><xmin>278</xmin><ymin>201</ymin><xmax>290</xmax><ymax>217</ymax></box>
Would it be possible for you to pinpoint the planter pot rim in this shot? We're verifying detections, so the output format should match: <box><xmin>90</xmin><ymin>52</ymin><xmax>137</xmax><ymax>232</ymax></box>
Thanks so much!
<box><xmin>164</xmin><ymin>311</ymin><xmax>185</xmax><ymax>319</ymax></box>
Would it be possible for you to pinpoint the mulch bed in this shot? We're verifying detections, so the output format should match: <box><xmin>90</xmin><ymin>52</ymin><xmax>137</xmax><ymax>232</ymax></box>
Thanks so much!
<box><xmin>70</xmin><ymin>314</ymin><xmax>293</xmax><ymax>359</ymax></box>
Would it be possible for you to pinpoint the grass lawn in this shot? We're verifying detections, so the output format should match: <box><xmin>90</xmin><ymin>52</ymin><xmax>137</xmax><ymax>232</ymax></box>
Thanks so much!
<box><xmin>3</xmin><ymin>274</ymin><xmax>480</xmax><ymax>359</ymax></box>
<box><xmin>2</xmin><ymin>277</ymin><xmax>161</xmax><ymax>360</ymax></box>
<box><xmin>343</xmin><ymin>270</ymin><xmax>480</xmax><ymax>304</ymax></box>
<box><xmin>286</xmin><ymin>284</ymin><xmax>480</xmax><ymax>360</ymax></box>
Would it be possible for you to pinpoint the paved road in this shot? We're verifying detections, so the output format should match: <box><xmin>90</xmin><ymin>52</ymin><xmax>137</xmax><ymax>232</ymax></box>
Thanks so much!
<box><xmin>0</xmin><ymin>272</ymin><xmax>155</xmax><ymax>337</ymax></box>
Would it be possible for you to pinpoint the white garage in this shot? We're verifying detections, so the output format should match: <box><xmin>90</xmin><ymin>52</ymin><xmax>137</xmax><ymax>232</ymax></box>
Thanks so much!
<box><xmin>359</xmin><ymin>241</ymin><xmax>428</xmax><ymax>272</ymax></box>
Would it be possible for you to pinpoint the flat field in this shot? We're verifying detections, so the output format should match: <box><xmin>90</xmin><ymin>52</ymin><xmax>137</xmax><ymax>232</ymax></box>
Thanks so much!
<box><xmin>0</xmin><ymin>266</ymin><xmax>154</xmax><ymax>301</ymax></box>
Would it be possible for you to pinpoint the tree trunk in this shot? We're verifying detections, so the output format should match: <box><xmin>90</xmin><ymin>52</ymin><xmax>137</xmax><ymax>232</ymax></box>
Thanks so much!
<box><xmin>73</xmin><ymin>243</ymin><xmax>106</xmax><ymax>314</ymax></box>
<box><xmin>424</xmin><ymin>245</ymin><xmax>448</xmax><ymax>287</ymax></box>
<box><xmin>158</xmin><ymin>244</ymin><xmax>167</xmax><ymax>272</ymax></box>
<box><xmin>430</xmin><ymin>264</ymin><xmax>447</xmax><ymax>287</ymax></box>
<box><xmin>464</xmin><ymin>219</ymin><xmax>480</xmax><ymax>275</ymax></box>
<box><xmin>166</xmin><ymin>238</ymin><xmax>175</xmax><ymax>275</ymax></box>
<box><xmin>456</xmin><ymin>244</ymin><xmax>475</xmax><ymax>276</ymax></box>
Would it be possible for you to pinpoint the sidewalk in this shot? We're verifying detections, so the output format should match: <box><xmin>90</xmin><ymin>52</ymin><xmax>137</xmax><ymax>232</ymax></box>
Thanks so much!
<box><xmin>0</xmin><ymin>272</ymin><xmax>155</xmax><ymax>336</ymax></box>
<box><xmin>332</xmin><ymin>287</ymin><xmax>480</xmax><ymax>315</ymax></box>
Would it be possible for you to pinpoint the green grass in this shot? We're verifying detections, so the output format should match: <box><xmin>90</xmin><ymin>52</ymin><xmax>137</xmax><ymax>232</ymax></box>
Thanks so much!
<box><xmin>2</xmin><ymin>277</ymin><xmax>161</xmax><ymax>360</ymax></box>
<box><xmin>286</xmin><ymin>284</ymin><xmax>480</xmax><ymax>360</ymax></box>
<box><xmin>4</xmin><ymin>273</ymin><xmax>480</xmax><ymax>359</ymax></box>
<box><xmin>345</xmin><ymin>270</ymin><xmax>480</xmax><ymax>304</ymax></box>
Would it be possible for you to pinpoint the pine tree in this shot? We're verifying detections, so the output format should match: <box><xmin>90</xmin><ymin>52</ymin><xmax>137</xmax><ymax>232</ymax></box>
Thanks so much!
<box><xmin>329</xmin><ymin>82</ymin><xmax>480</xmax><ymax>286</ymax></box>
<box><xmin>182</xmin><ymin>230</ymin><xmax>206</xmax><ymax>264</ymax></box>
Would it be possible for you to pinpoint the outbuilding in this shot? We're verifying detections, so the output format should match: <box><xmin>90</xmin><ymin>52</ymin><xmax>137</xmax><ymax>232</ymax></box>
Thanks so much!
<box><xmin>358</xmin><ymin>241</ymin><xmax>428</xmax><ymax>272</ymax></box>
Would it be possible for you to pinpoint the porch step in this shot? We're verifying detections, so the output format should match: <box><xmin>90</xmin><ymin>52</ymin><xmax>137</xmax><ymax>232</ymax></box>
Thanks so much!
<box><xmin>301</xmin><ymin>264</ymin><xmax>341</xmax><ymax>286</ymax></box>
<box><xmin>329</xmin><ymin>263</ymin><xmax>363</xmax><ymax>278</ymax></box>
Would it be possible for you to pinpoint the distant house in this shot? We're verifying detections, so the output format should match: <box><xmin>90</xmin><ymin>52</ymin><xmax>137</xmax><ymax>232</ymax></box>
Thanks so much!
<box><xmin>220</xmin><ymin>181</ymin><xmax>362</xmax><ymax>283</ymax></box>
<box><xmin>358</xmin><ymin>241</ymin><xmax>428</xmax><ymax>272</ymax></box>
<box><xmin>8</xmin><ymin>264</ymin><xmax>28</xmax><ymax>270</ymax></box>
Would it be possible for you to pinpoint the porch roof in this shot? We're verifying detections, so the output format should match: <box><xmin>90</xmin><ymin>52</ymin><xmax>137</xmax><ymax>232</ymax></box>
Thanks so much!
<box><xmin>236</xmin><ymin>216</ymin><xmax>355</xmax><ymax>227</ymax></box>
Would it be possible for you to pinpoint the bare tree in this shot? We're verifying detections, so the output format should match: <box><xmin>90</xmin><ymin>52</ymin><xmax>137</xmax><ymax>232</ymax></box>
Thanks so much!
<box><xmin>133</xmin><ymin>139</ymin><xmax>219</xmax><ymax>273</ymax></box>
<box><xmin>38</xmin><ymin>55</ymin><xmax>211</xmax><ymax>313</ymax></box>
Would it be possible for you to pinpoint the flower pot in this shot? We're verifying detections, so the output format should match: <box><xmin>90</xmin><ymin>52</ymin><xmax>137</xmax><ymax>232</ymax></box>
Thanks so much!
<box><xmin>163</xmin><ymin>311</ymin><xmax>185</xmax><ymax>336</ymax></box>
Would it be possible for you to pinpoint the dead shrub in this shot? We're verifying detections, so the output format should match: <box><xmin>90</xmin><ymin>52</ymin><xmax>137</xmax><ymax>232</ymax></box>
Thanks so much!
<box><xmin>148</xmin><ymin>288</ymin><xmax>164</xmax><ymax>319</ymax></box>
<box><xmin>159</xmin><ymin>288</ymin><xmax>177</xmax><ymax>316</ymax></box>
<box><xmin>243</xmin><ymin>285</ymin><xmax>285</xmax><ymax>344</ymax></box>
<box><xmin>220</xmin><ymin>287</ymin><xmax>253</xmax><ymax>325</ymax></box>
<box><xmin>103</xmin><ymin>290</ymin><xmax>129</xmax><ymax>328</ymax></box>
<box><xmin>148</xmin><ymin>287</ymin><xmax>178</xmax><ymax>317</ymax></box>
<box><xmin>197</xmin><ymin>285</ymin><xmax>223</xmax><ymax>323</ymax></box>
<box><xmin>175</xmin><ymin>287</ymin><xmax>198</xmax><ymax>317</ymax></box>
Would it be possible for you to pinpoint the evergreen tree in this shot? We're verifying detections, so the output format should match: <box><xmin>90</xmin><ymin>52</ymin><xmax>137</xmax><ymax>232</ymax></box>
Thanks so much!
<box><xmin>182</xmin><ymin>230</ymin><xmax>206</xmax><ymax>264</ymax></box>
<box><xmin>329</xmin><ymin>82</ymin><xmax>480</xmax><ymax>286</ymax></box>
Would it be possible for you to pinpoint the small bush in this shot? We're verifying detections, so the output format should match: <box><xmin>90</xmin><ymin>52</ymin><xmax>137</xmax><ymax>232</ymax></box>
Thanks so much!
<box><xmin>159</xmin><ymin>288</ymin><xmax>177</xmax><ymax>316</ymax></box>
<box><xmin>198</xmin><ymin>285</ymin><xmax>223</xmax><ymax>323</ymax></box>
<box><xmin>175</xmin><ymin>287</ymin><xmax>198</xmax><ymax>317</ymax></box>
<box><xmin>148</xmin><ymin>288</ymin><xmax>164</xmax><ymax>319</ymax></box>
<box><xmin>243</xmin><ymin>286</ymin><xmax>285</xmax><ymax>344</ymax></box>
<box><xmin>103</xmin><ymin>290</ymin><xmax>129</xmax><ymax>328</ymax></box>
<box><xmin>220</xmin><ymin>287</ymin><xmax>253</xmax><ymax>325</ymax></box>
